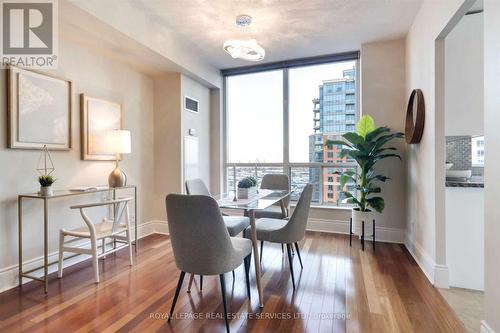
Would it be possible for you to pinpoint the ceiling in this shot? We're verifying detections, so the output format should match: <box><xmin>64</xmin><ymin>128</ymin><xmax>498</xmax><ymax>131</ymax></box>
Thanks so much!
<box><xmin>127</xmin><ymin>0</ymin><xmax>423</xmax><ymax>69</ymax></box>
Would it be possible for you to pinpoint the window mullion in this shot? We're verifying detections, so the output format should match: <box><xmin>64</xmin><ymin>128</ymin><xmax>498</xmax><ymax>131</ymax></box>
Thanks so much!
<box><xmin>283</xmin><ymin>68</ymin><xmax>290</xmax><ymax>187</ymax></box>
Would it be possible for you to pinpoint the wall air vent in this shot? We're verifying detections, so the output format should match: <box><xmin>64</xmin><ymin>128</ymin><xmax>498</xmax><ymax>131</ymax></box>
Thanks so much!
<box><xmin>184</xmin><ymin>96</ymin><xmax>199</xmax><ymax>113</ymax></box>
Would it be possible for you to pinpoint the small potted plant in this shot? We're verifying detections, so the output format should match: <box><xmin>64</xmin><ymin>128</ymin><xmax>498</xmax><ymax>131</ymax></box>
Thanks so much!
<box><xmin>327</xmin><ymin>115</ymin><xmax>403</xmax><ymax>236</ymax></box>
<box><xmin>39</xmin><ymin>175</ymin><xmax>55</xmax><ymax>196</ymax></box>
<box><xmin>237</xmin><ymin>176</ymin><xmax>258</xmax><ymax>199</ymax></box>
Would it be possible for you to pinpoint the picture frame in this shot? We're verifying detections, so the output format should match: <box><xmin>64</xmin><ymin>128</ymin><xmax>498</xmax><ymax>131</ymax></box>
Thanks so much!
<box><xmin>7</xmin><ymin>66</ymin><xmax>73</xmax><ymax>150</ymax></box>
<box><xmin>80</xmin><ymin>94</ymin><xmax>123</xmax><ymax>161</ymax></box>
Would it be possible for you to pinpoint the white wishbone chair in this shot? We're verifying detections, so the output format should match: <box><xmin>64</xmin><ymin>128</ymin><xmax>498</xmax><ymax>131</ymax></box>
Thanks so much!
<box><xmin>58</xmin><ymin>197</ymin><xmax>134</xmax><ymax>283</ymax></box>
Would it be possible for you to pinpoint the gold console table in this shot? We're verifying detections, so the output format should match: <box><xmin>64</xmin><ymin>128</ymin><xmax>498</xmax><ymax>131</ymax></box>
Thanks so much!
<box><xmin>18</xmin><ymin>185</ymin><xmax>137</xmax><ymax>293</ymax></box>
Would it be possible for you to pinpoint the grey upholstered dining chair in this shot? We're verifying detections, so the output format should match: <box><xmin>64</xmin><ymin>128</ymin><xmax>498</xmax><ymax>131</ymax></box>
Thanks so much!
<box><xmin>252</xmin><ymin>173</ymin><xmax>290</xmax><ymax>259</ymax></box>
<box><xmin>248</xmin><ymin>183</ymin><xmax>313</xmax><ymax>290</ymax></box>
<box><xmin>165</xmin><ymin>194</ymin><xmax>252</xmax><ymax>333</ymax></box>
<box><xmin>255</xmin><ymin>174</ymin><xmax>290</xmax><ymax>219</ymax></box>
<box><xmin>186</xmin><ymin>179</ymin><xmax>250</xmax><ymax>236</ymax></box>
<box><xmin>185</xmin><ymin>178</ymin><xmax>250</xmax><ymax>291</ymax></box>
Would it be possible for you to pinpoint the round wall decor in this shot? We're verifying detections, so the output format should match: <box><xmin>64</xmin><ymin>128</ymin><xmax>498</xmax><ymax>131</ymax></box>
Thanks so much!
<box><xmin>405</xmin><ymin>89</ymin><xmax>425</xmax><ymax>144</ymax></box>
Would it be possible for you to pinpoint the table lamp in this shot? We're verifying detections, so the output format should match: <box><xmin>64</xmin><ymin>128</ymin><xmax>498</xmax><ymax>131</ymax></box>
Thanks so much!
<box><xmin>104</xmin><ymin>130</ymin><xmax>131</xmax><ymax>187</ymax></box>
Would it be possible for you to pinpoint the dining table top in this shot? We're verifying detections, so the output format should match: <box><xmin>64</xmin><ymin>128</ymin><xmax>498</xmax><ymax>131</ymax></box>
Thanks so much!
<box><xmin>215</xmin><ymin>189</ymin><xmax>290</xmax><ymax>211</ymax></box>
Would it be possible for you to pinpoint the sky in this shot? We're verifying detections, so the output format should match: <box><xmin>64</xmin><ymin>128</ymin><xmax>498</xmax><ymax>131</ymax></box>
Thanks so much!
<box><xmin>227</xmin><ymin>60</ymin><xmax>356</xmax><ymax>163</ymax></box>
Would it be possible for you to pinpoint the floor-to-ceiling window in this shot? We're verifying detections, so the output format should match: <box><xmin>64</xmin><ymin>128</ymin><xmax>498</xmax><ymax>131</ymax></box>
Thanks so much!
<box><xmin>224</xmin><ymin>53</ymin><xmax>359</xmax><ymax>206</ymax></box>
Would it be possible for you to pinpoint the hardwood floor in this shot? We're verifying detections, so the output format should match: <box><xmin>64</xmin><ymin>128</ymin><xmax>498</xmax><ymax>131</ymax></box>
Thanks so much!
<box><xmin>0</xmin><ymin>232</ymin><xmax>465</xmax><ymax>332</ymax></box>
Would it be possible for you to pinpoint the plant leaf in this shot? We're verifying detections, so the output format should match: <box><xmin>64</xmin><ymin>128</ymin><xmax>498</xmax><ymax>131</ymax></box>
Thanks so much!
<box><xmin>342</xmin><ymin>132</ymin><xmax>364</xmax><ymax>146</ymax></box>
<box><xmin>367</xmin><ymin>196</ymin><xmax>385</xmax><ymax>213</ymax></box>
<box><xmin>356</xmin><ymin>115</ymin><xmax>376</xmax><ymax>138</ymax></box>
<box><xmin>325</xmin><ymin>140</ymin><xmax>352</xmax><ymax>149</ymax></box>
<box><xmin>365</xmin><ymin>126</ymin><xmax>390</xmax><ymax>142</ymax></box>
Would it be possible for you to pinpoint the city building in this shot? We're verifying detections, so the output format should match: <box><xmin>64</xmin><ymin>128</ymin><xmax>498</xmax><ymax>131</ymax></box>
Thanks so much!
<box><xmin>309</xmin><ymin>67</ymin><xmax>357</xmax><ymax>203</ymax></box>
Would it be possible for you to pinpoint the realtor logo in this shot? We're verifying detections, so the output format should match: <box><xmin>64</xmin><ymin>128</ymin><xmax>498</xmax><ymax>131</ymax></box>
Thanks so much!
<box><xmin>1</xmin><ymin>0</ymin><xmax>58</xmax><ymax>68</ymax></box>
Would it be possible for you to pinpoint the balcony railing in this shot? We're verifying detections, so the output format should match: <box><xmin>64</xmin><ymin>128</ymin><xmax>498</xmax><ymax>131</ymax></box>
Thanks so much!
<box><xmin>225</xmin><ymin>162</ymin><xmax>358</xmax><ymax>207</ymax></box>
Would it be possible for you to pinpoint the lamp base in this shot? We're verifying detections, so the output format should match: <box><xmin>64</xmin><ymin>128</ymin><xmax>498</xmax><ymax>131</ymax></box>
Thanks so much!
<box><xmin>108</xmin><ymin>166</ymin><xmax>127</xmax><ymax>188</ymax></box>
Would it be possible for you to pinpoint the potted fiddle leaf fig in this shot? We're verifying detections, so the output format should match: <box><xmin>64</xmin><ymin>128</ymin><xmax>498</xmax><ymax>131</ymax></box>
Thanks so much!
<box><xmin>326</xmin><ymin>115</ymin><xmax>403</xmax><ymax>235</ymax></box>
<box><xmin>238</xmin><ymin>176</ymin><xmax>257</xmax><ymax>199</ymax></box>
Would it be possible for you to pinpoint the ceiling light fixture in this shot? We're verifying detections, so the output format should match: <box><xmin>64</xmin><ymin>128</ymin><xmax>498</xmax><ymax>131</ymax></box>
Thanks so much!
<box><xmin>223</xmin><ymin>15</ymin><xmax>265</xmax><ymax>62</ymax></box>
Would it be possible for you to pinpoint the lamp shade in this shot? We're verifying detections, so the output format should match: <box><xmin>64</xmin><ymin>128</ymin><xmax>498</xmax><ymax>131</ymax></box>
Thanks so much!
<box><xmin>103</xmin><ymin>130</ymin><xmax>131</xmax><ymax>154</ymax></box>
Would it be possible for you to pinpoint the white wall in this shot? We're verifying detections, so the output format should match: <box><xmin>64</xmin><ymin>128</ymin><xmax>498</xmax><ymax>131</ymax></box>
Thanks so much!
<box><xmin>0</xmin><ymin>36</ymin><xmax>155</xmax><ymax>291</ymax></box>
<box><xmin>445</xmin><ymin>13</ymin><xmax>484</xmax><ymax>136</ymax></box>
<box><xmin>153</xmin><ymin>73</ymin><xmax>182</xmax><ymax>218</ymax></box>
<box><xmin>361</xmin><ymin>38</ymin><xmax>407</xmax><ymax>235</ymax></box>
<box><xmin>405</xmin><ymin>0</ymin><xmax>468</xmax><ymax>286</ymax></box>
<box><xmin>181</xmin><ymin>75</ymin><xmax>211</xmax><ymax>188</ymax></box>
<box><xmin>445</xmin><ymin>188</ymin><xmax>484</xmax><ymax>290</ymax></box>
<box><xmin>152</xmin><ymin>73</ymin><xmax>213</xmax><ymax>219</ymax></box>
<box><xmin>483</xmin><ymin>0</ymin><xmax>500</xmax><ymax>331</ymax></box>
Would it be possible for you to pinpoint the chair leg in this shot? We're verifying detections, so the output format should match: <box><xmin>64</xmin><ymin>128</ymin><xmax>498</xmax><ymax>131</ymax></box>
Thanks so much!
<box><xmin>259</xmin><ymin>240</ymin><xmax>264</xmax><ymax>263</ymax></box>
<box><xmin>168</xmin><ymin>271</ymin><xmax>186</xmax><ymax>322</ymax></box>
<box><xmin>187</xmin><ymin>273</ymin><xmax>195</xmax><ymax>293</ymax></box>
<box><xmin>244</xmin><ymin>254</ymin><xmax>251</xmax><ymax>300</ymax></box>
<box><xmin>102</xmin><ymin>238</ymin><xmax>106</xmax><ymax>255</ymax></box>
<box><xmin>294</xmin><ymin>242</ymin><xmax>303</xmax><ymax>269</ymax></box>
<box><xmin>199</xmin><ymin>275</ymin><xmax>203</xmax><ymax>291</ymax></box>
<box><xmin>281</xmin><ymin>243</ymin><xmax>284</xmax><ymax>254</ymax></box>
<box><xmin>219</xmin><ymin>274</ymin><xmax>230</xmax><ymax>333</ymax></box>
<box><xmin>58</xmin><ymin>232</ymin><xmax>64</xmax><ymax>278</ymax></box>
<box><xmin>286</xmin><ymin>244</ymin><xmax>296</xmax><ymax>290</ymax></box>
<box><xmin>91</xmin><ymin>237</ymin><xmax>99</xmax><ymax>283</ymax></box>
<box><xmin>232</xmin><ymin>270</ymin><xmax>235</xmax><ymax>279</ymax></box>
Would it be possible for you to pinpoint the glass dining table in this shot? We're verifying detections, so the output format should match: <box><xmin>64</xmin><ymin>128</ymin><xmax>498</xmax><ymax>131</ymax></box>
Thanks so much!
<box><xmin>215</xmin><ymin>189</ymin><xmax>291</xmax><ymax>308</ymax></box>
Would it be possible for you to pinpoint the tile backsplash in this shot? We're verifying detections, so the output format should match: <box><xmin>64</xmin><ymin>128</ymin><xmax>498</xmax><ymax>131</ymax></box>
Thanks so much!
<box><xmin>446</xmin><ymin>136</ymin><xmax>471</xmax><ymax>170</ymax></box>
<box><xmin>446</xmin><ymin>135</ymin><xmax>483</xmax><ymax>176</ymax></box>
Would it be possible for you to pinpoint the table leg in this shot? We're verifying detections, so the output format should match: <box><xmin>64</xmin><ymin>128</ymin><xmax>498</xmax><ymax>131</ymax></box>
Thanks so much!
<box><xmin>43</xmin><ymin>198</ymin><xmax>49</xmax><ymax>293</ymax></box>
<box><xmin>279</xmin><ymin>199</ymin><xmax>287</xmax><ymax>219</ymax></box>
<box><xmin>18</xmin><ymin>197</ymin><xmax>23</xmax><ymax>287</ymax></box>
<box><xmin>249</xmin><ymin>210</ymin><xmax>264</xmax><ymax>308</ymax></box>
<box><xmin>134</xmin><ymin>186</ymin><xmax>138</xmax><ymax>252</ymax></box>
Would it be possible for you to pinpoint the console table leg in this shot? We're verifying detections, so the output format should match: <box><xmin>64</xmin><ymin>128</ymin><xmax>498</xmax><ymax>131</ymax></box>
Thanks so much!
<box><xmin>18</xmin><ymin>197</ymin><xmax>23</xmax><ymax>288</ymax></box>
<box><xmin>43</xmin><ymin>198</ymin><xmax>49</xmax><ymax>293</ymax></box>
<box><xmin>134</xmin><ymin>186</ymin><xmax>138</xmax><ymax>253</ymax></box>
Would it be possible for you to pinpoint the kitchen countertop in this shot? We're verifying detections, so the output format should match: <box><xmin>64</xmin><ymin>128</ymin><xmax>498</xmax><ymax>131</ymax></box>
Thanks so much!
<box><xmin>446</xmin><ymin>176</ymin><xmax>484</xmax><ymax>188</ymax></box>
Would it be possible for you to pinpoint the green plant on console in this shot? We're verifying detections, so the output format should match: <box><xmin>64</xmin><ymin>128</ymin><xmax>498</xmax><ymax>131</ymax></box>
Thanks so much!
<box><xmin>38</xmin><ymin>175</ymin><xmax>56</xmax><ymax>187</ymax></box>
<box><xmin>326</xmin><ymin>115</ymin><xmax>403</xmax><ymax>213</ymax></box>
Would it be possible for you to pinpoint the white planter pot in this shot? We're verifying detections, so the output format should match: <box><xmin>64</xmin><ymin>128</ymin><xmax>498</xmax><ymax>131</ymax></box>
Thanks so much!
<box><xmin>351</xmin><ymin>209</ymin><xmax>374</xmax><ymax>236</ymax></box>
<box><xmin>40</xmin><ymin>185</ymin><xmax>53</xmax><ymax>196</ymax></box>
<box><xmin>237</xmin><ymin>186</ymin><xmax>257</xmax><ymax>199</ymax></box>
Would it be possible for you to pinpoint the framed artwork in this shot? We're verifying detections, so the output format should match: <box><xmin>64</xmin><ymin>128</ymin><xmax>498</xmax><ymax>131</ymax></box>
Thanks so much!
<box><xmin>7</xmin><ymin>66</ymin><xmax>72</xmax><ymax>150</ymax></box>
<box><xmin>80</xmin><ymin>94</ymin><xmax>123</xmax><ymax>161</ymax></box>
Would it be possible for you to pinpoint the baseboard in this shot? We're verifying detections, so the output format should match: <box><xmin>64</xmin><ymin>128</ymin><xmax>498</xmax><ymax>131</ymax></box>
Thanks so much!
<box><xmin>481</xmin><ymin>321</ymin><xmax>496</xmax><ymax>333</ymax></box>
<box><xmin>0</xmin><ymin>220</ymin><xmax>168</xmax><ymax>293</ymax></box>
<box><xmin>404</xmin><ymin>232</ymin><xmax>449</xmax><ymax>288</ymax></box>
<box><xmin>306</xmin><ymin>218</ymin><xmax>405</xmax><ymax>243</ymax></box>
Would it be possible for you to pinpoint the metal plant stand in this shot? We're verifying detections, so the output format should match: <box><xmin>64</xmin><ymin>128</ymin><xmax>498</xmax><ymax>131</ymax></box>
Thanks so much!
<box><xmin>349</xmin><ymin>217</ymin><xmax>376</xmax><ymax>251</ymax></box>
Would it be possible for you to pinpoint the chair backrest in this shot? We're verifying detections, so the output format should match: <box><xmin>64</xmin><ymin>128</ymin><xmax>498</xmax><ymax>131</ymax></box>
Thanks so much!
<box><xmin>70</xmin><ymin>197</ymin><xmax>133</xmax><ymax>235</ymax></box>
<box><xmin>260</xmin><ymin>173</ymin><xmax>290</xmax><ymax>207</ymax></box>
<box><xmin>165</xmin><ymin>194</ymin><xmax>236</xmax><ymax>275</ymax></box>
<box><xmin>279</xmin><ymin>184</ymin><xmax>313</xmax><ymax>243</ymax></box>
<box><xmin>185</xmin><ymin>178</ymin><xmax>211</xmax><ymax>196</ymax></box>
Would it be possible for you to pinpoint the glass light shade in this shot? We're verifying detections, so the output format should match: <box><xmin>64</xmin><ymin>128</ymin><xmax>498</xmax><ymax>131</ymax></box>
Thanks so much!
<box><xmin>103</xmin><ymin>130</ymin><xmax>131</xmax><ymax>154</ymax></box>
<box><xmin>223</xmin><ymin>39</ymin><xmax>265</xmax><ymax>61</ymax></box>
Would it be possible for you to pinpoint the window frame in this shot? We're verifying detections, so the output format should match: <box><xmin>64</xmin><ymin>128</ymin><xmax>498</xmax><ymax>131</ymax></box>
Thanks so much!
<box><xmin>222</xmin><ymin>51</ymin><xmax>360</xmax><ymax>206</ymax></box>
